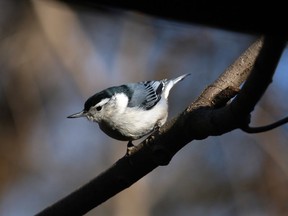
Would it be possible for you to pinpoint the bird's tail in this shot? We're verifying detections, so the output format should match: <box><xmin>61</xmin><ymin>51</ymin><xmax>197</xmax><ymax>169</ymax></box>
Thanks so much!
<box><xmin>163</xmin><ymin>73</ymin><xmax>190</xmax><ymax>99</ymax></box>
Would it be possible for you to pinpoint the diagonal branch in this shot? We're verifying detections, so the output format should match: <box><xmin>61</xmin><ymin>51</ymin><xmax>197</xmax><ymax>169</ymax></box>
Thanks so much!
<box><xmin>207</xmin><ymin>36</ymin><xmax>287</xmax><ymax>136</ymax></box>
<box><xmin>231</xmin><ymin>35</ymin><xmax>287</xmax><ymax>117</ymax></box>
<box><xmin>36</xmin><ymin>36</ymin><xmax>287</xmax><ymax>216</ymax></box>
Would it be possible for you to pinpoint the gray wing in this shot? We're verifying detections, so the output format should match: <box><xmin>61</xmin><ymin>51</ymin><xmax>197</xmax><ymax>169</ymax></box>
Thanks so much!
<box><xmin>127</xmin><ymin>81</ymin><xmax>164</xmax><ymax>110</ymax></box>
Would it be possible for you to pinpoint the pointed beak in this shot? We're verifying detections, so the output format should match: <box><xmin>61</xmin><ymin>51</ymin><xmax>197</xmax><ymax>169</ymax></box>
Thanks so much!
<box><xmin>67</xmin><ymin>110</ymin><xmax>86</xmax><ymax>118</ymax></box>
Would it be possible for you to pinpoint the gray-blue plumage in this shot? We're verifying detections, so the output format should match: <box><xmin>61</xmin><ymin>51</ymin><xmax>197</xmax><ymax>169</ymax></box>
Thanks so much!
<box><xmin>126</xmin><ymin>81</ymin><xmax>163</xmax><ymax>110</ymax></box>
<box><xmin>84</xmin><ymin>80</ymin><xmax>164</xmax><ymax>112</ymax></box>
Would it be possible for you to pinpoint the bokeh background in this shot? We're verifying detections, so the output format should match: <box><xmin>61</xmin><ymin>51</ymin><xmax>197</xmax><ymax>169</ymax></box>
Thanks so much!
<box><xmin>0</xmin><ymin>1</ymin><xmax>288</xmax><ymax>215</ymax></box>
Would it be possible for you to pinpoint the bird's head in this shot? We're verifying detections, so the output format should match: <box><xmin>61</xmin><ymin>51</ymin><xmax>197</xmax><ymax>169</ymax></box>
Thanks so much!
<box><xmin>67</xmin><ymin>90</ymin><xmax>112</xmax><ymax>123</ymax></box>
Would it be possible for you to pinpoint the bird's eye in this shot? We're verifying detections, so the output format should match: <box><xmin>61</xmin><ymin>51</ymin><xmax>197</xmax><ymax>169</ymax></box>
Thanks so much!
<box><xmin>96</xmin><ymin>106</ymin><xmax>102</xmax><ymax>111</ymax></box>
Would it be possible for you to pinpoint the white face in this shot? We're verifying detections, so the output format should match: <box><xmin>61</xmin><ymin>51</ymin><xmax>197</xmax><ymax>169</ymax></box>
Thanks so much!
<box><xmin>86</xmin><ymin>93</ymin><xmax>129</xmax><ymax>123</ymax></box>
<box><xmin>86</xmin><ymin>98</ymin><xmax>110</xmax><ymax>122</ymax></box>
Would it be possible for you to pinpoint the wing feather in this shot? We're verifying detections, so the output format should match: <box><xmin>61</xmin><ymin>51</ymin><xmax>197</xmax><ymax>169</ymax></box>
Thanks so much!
<box><xmin>127</xmin><ymin>81</ymin><xmax>163</xmax><ymax>110</ymax></box>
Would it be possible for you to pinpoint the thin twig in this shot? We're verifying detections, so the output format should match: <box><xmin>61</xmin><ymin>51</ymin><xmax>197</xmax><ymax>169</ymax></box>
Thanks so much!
<box><xmin>241</xmin><ymin>116</ymin><xmax>288</xmax><ymax>133</ymax></box>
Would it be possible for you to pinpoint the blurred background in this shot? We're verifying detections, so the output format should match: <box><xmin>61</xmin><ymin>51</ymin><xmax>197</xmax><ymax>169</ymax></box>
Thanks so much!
<box><xmin>0</xmin><ymin>1</ymin><xmax>288</xmax><ymax>215</ymax></box>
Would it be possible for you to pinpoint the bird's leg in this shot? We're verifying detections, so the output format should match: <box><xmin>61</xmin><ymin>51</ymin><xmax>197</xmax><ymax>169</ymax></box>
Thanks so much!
<box><xmin>126</xmin><ymin>140</ymin><xmax>135</xmax><ymax>156</ymax></box>
<box><xmin>153</xmin><ymin>125</ymin><xmax>160</xmax><ymax>132</ymax></box>
<box><xmin>153</xmin><ymin>120</ymin><xmax>162</xmax><ymax>132</ymax></box>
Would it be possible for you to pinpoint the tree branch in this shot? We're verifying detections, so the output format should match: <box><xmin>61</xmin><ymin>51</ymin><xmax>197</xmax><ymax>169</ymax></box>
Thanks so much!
<box><xmin>231</xmin><ymin>36</ymin><xmax>287</xmax><ymax>116</ymax></box>
<box><xmin>207</xmin><ymin>36</ymin><xmax>287</xmax><ymax>136</ymax></box>
<box><xmin>36</xmin><ymin>36</ymin><xmax>287</xmax><ymax>216</ymax></box>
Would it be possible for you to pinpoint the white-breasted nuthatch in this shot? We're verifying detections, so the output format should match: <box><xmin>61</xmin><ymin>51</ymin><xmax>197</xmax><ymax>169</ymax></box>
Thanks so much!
<box><xmin>68</xmin><ymin>73</ymin><xmax>190</xmax><ymax>152</ymax></box>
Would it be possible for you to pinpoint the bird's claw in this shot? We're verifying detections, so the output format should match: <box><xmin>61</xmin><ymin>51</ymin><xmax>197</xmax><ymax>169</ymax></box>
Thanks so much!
<box><xmin>125</xmin><ymin>141</ymin><xmax>135</xmax><ymax>156</ymax></box>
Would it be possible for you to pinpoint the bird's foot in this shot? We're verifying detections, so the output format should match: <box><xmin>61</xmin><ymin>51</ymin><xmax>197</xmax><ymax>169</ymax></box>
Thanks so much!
<box><xmin>153</xmin><ymin>123</ymin><xmax>161</xmax><ymax>133</ymax></box>
<box><xmin>125</xmin><ymin>141</ymin><xmax>135</xmax><ymax>156</ymax></box>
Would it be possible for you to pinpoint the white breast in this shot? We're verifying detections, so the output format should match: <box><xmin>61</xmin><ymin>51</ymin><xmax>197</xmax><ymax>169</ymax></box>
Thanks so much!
<box><xmin>105</xmin><ymin>94</ymin><xmax>168</xmax><ymax>140</ymax></box>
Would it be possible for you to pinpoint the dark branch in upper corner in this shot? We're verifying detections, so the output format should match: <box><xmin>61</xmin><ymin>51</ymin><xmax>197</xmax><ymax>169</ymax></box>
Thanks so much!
<box><xmin>58</xmin><ymin>0</ymin><xmax>288</xmax><ymax>36</ymax></box>
<box><xmin>36</xmin><ymin>36</ymin><xmax>287</xmax><ymax>216</ymax></box>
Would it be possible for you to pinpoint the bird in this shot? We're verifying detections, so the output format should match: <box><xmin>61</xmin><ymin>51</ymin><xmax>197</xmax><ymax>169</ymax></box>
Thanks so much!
<box><xmin>68</xmin><ymin>73</ymin><xmax>190</xmax><ymax>154</ymax></box>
